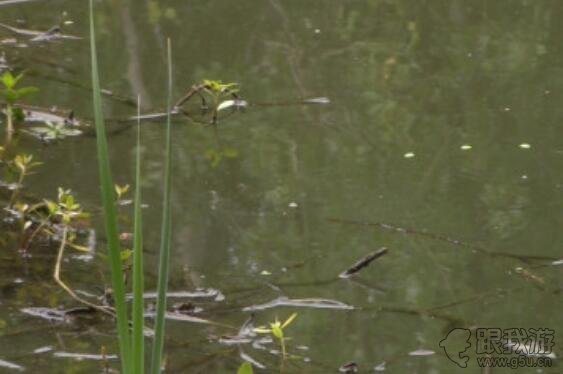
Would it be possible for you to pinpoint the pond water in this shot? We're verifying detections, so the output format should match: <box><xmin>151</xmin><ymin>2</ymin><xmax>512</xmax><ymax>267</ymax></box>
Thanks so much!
<box><xmin>0</xmin><ymin>1</ymin><xmax>562</xmax><ymax>373</ymax></box>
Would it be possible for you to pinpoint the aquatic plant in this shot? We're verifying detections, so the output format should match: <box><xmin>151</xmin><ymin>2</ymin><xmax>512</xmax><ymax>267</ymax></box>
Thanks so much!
<box><xmin>90</xmin><ymin>0</ymin><xmax>131</xmax><ymax>370</ymax></box>
<box><xmin>90</xmin><ymin>0</ymin><xmax>174</xmax><ymax>372</ymax></box>
<box><xmin>254</xmin><ymin>313</ymin><xmax>298</xmax><ymax>359</ymax></box>
<box><xmin>27</xmin><ymin>121</ymin><xmax>82</xmax><ymax>142</ymax></box>
<box><xmin>8</xmin><ymin>154</ymin><xmax>41</xmax><ymax>207</ymax></box>
<box><xmin>174</xmin><ymin>79</ymin><xmax>239</xmax><ymax>124</ymax></box>
<box><xmin>0</xmin><ymin>71</ymin><xmax>38</xmax><ymax>135</ymax></box>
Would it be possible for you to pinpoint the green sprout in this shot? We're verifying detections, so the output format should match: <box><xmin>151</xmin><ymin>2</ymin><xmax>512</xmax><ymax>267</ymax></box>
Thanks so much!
<box><xmin>201</xmin><ymin>80</ymin><xmax>239</xmax><ymax>125</ymax></box>
<box><xmin>44</xmin><ymin>187</ymin><xmax>88</xmax><ymax>225</ymax></box>
<box><xmin>254</xmin><ymin>313</ymin><xmax>298</xmax><ymax>359</ymax></box>
<box><xmin>202</xmin><ymin>79</ymin><xmax>239</xmax><ymax>96</ymax></box>
<box><xmin>8</xmin><ymin>154</ymin><xmax>42</xmax><ymax>207</ymax></box>
<box><xmin>114</xmin><ymin>183</ymin><xmax>132</xmax><ymax>205</ymax></box>
<box><xmin>0</xmin><ymin>71</ymin><xmax>39</xmax><ymax>135</ymax></box>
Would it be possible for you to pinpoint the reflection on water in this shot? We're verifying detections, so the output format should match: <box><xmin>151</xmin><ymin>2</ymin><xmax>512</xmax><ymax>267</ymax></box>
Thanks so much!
<box><xmin>0</xmin><ymin>0</ymin><xmax>562</xmax><ymax>372</ymax></box>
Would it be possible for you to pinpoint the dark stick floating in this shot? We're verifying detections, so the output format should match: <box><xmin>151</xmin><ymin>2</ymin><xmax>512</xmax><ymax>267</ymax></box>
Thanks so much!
<box><xmin>339</xmin><ymin>247</ymin><xmax>388</xmax><ymax>279</ymax></box>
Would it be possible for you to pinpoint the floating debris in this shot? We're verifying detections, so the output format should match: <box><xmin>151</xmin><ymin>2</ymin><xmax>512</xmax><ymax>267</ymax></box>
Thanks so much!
<box><xmin>303</xmin><ymin>97</ymin><xmax>330</xmax><ymax>104</ymax></box>
<box><xmin>339</xmin><ymin>361</ymin><xmax>358</xmax><ymax>373</ymax></box>
<box><xmin>127</xmin><ymin>288</ymin><xmax>224</xmax><ymax>301</ymax></box>
<box><xmin>328</xmin><ymin>218</ymin><xmax>558</xmax><ymax>263</ymax></box>
<box><xmin>374</xmin><ymin>362</ymin><xmax>386</xmax><ymax>371</ymax></box>
<box><xmin>513</xmin><ymin>267</ymin><xmax>545</xmax><ymax>289</ymax></box>
<box><xmin>216</xmin><ymin>99</ymin><xmax>248</xmax><ymax>112</ymax></box>
<box><xmin>339</xmin><ymin>247</ymin><xmax>388</xmax><ymax>279</ymax></box>
<box><xmin>0</xmin><ymin>0</ymin><xmax>41</xmax><ymax>6</ymax></box>
<box><xmin>408</xmin><ymin>349</ymin><xmax>435</xmax><ymax>356</ymax></box>
<box><xmin>18</xmin><ymin>105</ymin><xmax>82</xmax><ymax>127</ymax></box>
<box><xmin>403</xmin><ymin>152</ymin><xmax>415</xmax><ymax>158</ymax></box>
<box><xmin>144</xmin><ymin>311</ymin><xmax>226</xmax><ymax>327</ymax></box>
<box><xmin>21</xmin><ymin>306</ymin><xmax>99</xmax><ymax>323</ymax></box>
<box><xmin>288</xmin><ymin>202</ymin><xmax>298</xmax><ymax>208</ymax></box>
<box><xmin>460</xmin><ymin>144</ymin><xmax>472</xmax><ymax>150</ymax></box>
<box><xmin>551</xmin><ymin>259</ymin><xmax>563</xmax><ymax>266</ymax></box>
<box><xmin>0</xmin><ymin>358</ymin><xmax>24</xmax><ymax>371</ymax></box>
<box><xmin>0</xmin><ymin>22</ymin><xmax>81</xmax><ymax>42</ymax></box>
<box><xmin>243</xmin><ymin>296</ymin><xmax>354</xmax><ymax>312</ymax></box>
<box><xmin>260</xmin><ymin>270</ymin><xmax>272</xmax><ymax>276</ymax></box>
<box><xmin>21</xmin><ymin>307</ymin><xmax>66</xmax><ymax>322</ymax></box>
<box><xmin>53</xmin><ymin>352</ymin><xmax>118</xmax><ymax>361</ymax></box>
<box><xmin>219</xmin><ymin>316</ymin><xmax>257</xmax><ymax>345</ymax></box>
<box><xmin>519</xmin><ymin>143</ymin><xmax>531</xmax><ymax>149</ymax></box>
<box><xmin>33</xmin><ymin>346</ymin><xmax>53</xmax><ymax>354</ymax></box>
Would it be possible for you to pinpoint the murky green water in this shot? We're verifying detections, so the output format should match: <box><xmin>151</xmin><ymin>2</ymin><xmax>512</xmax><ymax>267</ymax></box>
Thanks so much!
<box><xmin>1</xmin><ymin>1</ymin><xmax>562</xmax><ymax>373</ymax></box>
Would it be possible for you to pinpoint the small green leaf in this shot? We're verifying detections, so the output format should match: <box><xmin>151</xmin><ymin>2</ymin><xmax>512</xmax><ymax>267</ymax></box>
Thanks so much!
<box><xmin>16</xmin><ymin>86</ymin><xmax>39</xmax><ymax>98</ymax></box>
<box><xmin>237</xmin><ymin>362</ymin><xmax>254</xmax><ymax>374</ymax></box>
<box><xmin>271</xmin><ymin>324</ymin><xmax>284</xmax><ymax>340</ymax></box>
<box><xmin>120</xmin><ymin>249</ymin><xmax>133</xmax><ymax>262</ymax></box>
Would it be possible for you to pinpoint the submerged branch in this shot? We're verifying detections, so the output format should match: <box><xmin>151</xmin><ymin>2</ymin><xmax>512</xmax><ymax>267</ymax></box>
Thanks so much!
<box><xmin>328</xmin><ymin>218</ymin><xmax>557</xmax><ymax>263</ymax></box>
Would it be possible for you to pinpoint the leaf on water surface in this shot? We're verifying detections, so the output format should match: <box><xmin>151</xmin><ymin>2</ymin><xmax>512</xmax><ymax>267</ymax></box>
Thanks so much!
<box><xmin>339</xmin><ymin>247</ymin><xmax>388</xmax><ymax>279</ymax></box>
<box><xmin>242</xmin><ymin>296</ymin><xmax>354</xmax><ymax>312</ymax></box>
<box><xmin>0</xmin><ymin>358</ymin><xmax>24</xmax><ymax>372</ymax></box>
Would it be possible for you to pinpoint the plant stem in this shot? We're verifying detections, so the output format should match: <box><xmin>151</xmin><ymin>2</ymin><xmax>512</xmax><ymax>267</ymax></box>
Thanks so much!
<box><xmin>131</xmin><ymin>95</ymin><xmax>145</xmax><ymax>374</ymax></box>
<box><xmin>150</xmin><ymin>38</ymin><xmax>174</xmax><ymax>374</ymax></box>
<box><xmin>53</xmin><ymin>225</ymin><xmax>116</xmax><ymax>317</ymax></box>
<box><xmin>89</xmin><ymin>0</ymin><xmax>132</xmax><ymax>371</ymax></box>
<box><xmin>5</xmin><ymin>103</ymin><xmax>13</xmax><ymax>134</ymax></box>
<box><xmin>8</xmin><ymin>169</ymin><xmax>25</xmax><ymax>208</ymax></box>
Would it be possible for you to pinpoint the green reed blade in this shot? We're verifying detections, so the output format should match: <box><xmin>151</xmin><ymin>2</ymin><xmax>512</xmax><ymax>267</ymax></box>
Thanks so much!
<box><xmin>150</xmin><ymin>38</ymin><xmax>173</xmax><ymax>374</ymax></box>
<box><xmin>89</xmin><ymin>0</ymin><xmax>131</xmax><ymax>371</ymax></box>
<box><xmin>132</xmin><ymin>95</ymin><xmax>145</xmax><ymax>374</ymax></box>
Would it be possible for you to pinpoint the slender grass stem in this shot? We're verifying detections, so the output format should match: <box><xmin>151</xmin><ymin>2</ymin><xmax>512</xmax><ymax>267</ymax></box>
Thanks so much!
<box><xmin>150</xmin><ymin>38</ymin><xmax>173</xmax><ymax>374</ymax></box>
<box><xmin>132</xmin><ymin>96</ymin><xmax>145</xmax><ymax>374</ymax></box>
<box><xmin>89</xmin><ymin>0</ymin><xmax>131</xmax><ymax>371</ymax></box>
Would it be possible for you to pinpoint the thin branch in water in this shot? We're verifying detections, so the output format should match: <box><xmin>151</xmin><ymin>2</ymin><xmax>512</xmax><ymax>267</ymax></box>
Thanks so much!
<box><xmin>327</xmin><ymin>218</ymin><xmax>557</xmax><ymax>263</ymax></box>
<box><xmin>339</xmin><ymin>247</ymin><xmax>388</xmax><ymax>279</ymax></box>
<box><xmin>53</xmin><ymin>226</ymin><xmax>116</xmax><ymax>318</ymax></box>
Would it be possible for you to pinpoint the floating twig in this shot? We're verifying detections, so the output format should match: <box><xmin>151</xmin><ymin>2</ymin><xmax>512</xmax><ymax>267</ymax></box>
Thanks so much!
<box><xmin>339</xmin><ymin>247</ymin><xmax>388</xmax><ymax>279</ymax></box>
<box><xmin>243</xmin><ymin>296</ymin><xmax>354</xmax><ymax>312</ymax></box>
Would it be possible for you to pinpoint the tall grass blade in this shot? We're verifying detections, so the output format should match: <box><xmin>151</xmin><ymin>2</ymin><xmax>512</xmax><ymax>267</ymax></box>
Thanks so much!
<box><xmin>89</xmin><ymin>0</ymin><xmax>131</xmax><ymax>371</ymax></box>
<box><xmin>132</xmin><ymin>95</ymin><xmax>145</xmax><ymax>373</ymax></box>
<box><xmin>150</xmin><ymin>38</ymin><xmax>174</xmax><ymax>374</ymax></box>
